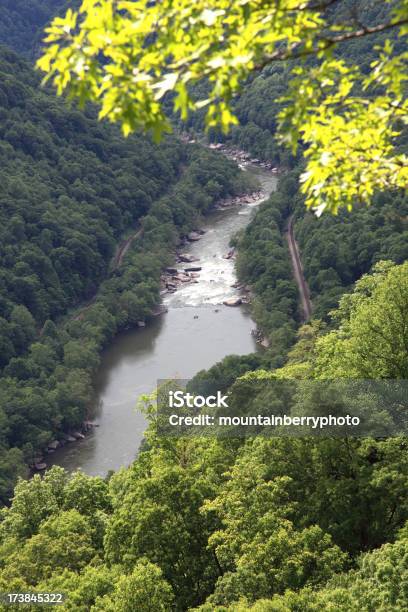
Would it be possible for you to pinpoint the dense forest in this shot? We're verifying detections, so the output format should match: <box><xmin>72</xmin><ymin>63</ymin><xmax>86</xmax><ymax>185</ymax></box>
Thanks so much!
<box><xmin>0</xmin><ymin>46</ymin><xmax>182</xmax><ymax>367</ymax></box>
<box><xmin>234</xmin><ymin>166</ymin><xmax>408</xmax><ymax>346</ymax></box>
<box><xmin>0</xmin><ymin>0</ymin><xmax>407</xmax><ymax>610</ymax></box>
<box><xmin>0</xmin><ymin>0</ymin><xmax>69</xmax><ymax>57</ymax></box>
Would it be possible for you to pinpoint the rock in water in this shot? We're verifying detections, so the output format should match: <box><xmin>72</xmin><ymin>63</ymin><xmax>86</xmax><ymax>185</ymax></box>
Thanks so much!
<box><xmin>179</xmin><ymin>254</ymin><xmax>198</xmax><ymax>263</ymax></box>
<box><xmin>223</xmin><ymin>249</ymin><xmax>235</xmax><ymax>260</ymax></box>
<box><xmin>223</xmin><ymin>297</ymin><xmax>242</xmax><ymax>307</ymax></box>
<box><xmin>187</xmin><ymin>231</ymin><xmax>201</xmax><ymax>241</ymax></box>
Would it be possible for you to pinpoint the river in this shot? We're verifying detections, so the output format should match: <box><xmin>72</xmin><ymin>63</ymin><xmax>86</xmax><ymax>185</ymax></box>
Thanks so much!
<box><xmin>49</xmin><ymin>166</ymin><xmax>277</xmax><ymax>475</ymax></box>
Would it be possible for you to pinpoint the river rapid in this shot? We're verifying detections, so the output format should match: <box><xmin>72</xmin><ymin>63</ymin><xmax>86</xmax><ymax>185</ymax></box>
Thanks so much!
<box><xmin>49</xmin><ymin>165</ymin><xmax>277</xmax><ymax>475</ymax></box>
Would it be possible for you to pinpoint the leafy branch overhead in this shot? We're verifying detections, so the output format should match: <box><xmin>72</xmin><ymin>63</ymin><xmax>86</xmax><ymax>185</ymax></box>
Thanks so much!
<box><xmin>38</xmin><ymin>0</ymin><xmax>408</xmax><ymax>213</ymax></box>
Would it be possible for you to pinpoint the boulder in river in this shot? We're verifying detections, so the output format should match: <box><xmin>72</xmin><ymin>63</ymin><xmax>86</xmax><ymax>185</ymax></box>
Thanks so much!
<box><xmin>153</xmin><ymin>306</ymin><xmax>168</xmax><ymax>316</ymax></box>
<box><xmin>174</xmin><ymin>274</ymin><xmax>191</xmax><ymax>283</ymax></box>
<box><xmin>137</xmin><ymin>320</ymin><xmax>146</xmax><ymax>327</ymax></box>
<box><xmin>83</xmin><ymin>421</ymin><xmax>96</xmax><ymax>430</ymax></box>
<box><xmin>187</xmin><ymin>231</ymin><xmax>201</xmax><ymax>241</ymax></box>
<box><xmin>184</xmin><ymin>266</ymin><xmax>202</xmax><ymax>273</ymax></box>
<box><xmin>165</xmin><ymin>267</ymin><xmax>178</xmax><ymax>274</ymax></box>
<box><xmin>223</xmin><ymin>297</ymin><xmax>242</xmax><ymax>307</ymax></box>
<box><xmin>48</xmin><ymin>440</ymin><xmax>60</xmax><ymax>450</ymax></box>
<box><xmin>35</xmin><ymin>463</ymin><xmax>47</xmax><ymax>471</ymax></box>
<box><xmin>178</xmin><ymin>254</ymin><xmax>198</xmax><ymax>263</ymax></box>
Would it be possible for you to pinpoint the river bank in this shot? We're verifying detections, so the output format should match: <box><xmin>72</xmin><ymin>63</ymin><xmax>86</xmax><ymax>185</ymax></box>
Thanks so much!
<box><xmin>180</xmin><ymin>133</ymin><xmax>281</xmax><ymax>173</ymax></box>
<box><xmin>208</xmin><ymin>142</ymin><xmax>280</xmax><ymax>173</ymax></box>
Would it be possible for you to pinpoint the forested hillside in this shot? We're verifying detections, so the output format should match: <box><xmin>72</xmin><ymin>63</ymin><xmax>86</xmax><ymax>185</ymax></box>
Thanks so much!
<box><xmin>0</xmin><ymin>46</ymin><xmax>183</xmax><ymax>369</ymax></box>
<box><xmin>295</xmin><ymin>188</ymin><xmax>408</xmax><ymax>318</ymax></box>
<box><xmin>0</xmin><ymin>0</ymin><xmax>68</xmax><ymax>57</ymax></box>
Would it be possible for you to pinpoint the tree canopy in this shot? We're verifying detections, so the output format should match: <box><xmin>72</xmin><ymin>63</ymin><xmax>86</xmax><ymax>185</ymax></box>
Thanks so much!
<box><xmin>38</xmin><ymin>0</ymin><xmax>408</xmax><ymax>213</ymax></box>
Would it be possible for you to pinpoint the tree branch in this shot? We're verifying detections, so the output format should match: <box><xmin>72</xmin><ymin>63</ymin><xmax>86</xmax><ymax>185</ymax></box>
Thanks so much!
<box><xmin>300</xmin><ymin>0</ymin><xmax>344</xmax><ymax>12</ymax></box>
<box><xmin>254</xmin><ymin>17</ymin><xmax>408</xmax><ymax>70</ymax></box>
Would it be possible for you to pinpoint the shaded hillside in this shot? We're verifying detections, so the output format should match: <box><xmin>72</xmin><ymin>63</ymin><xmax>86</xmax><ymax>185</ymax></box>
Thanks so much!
<box><xmin>0</xmin><ymin>45</ymin><xmax>185</xmax><ymax>368</ymax></box>
<box><xmin>0</xmin><ymin>0</ymin><xmax>70</xmax><ymax>57</ymax></box>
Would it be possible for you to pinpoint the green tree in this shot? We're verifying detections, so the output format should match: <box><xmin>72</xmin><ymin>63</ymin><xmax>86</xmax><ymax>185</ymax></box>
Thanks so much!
<box><xmin>36</xmin><ymin>566</ymin><xmax>118</xmax><ymax>612</ymax></box>
<box><xmin>9</xmin><ymin>305</ymin><xmax>36</xmax><ymax>354</ymax></box>
<box><xmin>193</xmin><ymin>532</ymin><xmax>408</xmax><ymax>611</ymax></box>
<box><xmin>92</xmin><ymin>561</ymin><xmax>174</xmax><ymax>612</ymax></box>
<box><xmin>1</xmin><ymin>510</ymin><xmax>100</xmax><ymax>585</ymax></box>
<box><xmin>63</xmin><ymin>471</ymin><xmax>111</xmax><ymax>516</ymax></box>
<box><xmin>314</xmin><ymin>261</ymin><xmax>408</xmax><ymax>378</ymax></box>
<box><xmin>0</xmin><ymin>467</ymin><xmax>67</xmax><ymax>541</ymax></box>
<box><xmin>63</xmin><ymin>340</ymin><xmax>100</xmax><ymax>371</ymax></box>
<box><xmin>201</xmin><ymin>444</ymin><xmax>347</xmax><ymax>606</ymax></box>
<box><xmin>104</xmin><ymin>445</ymin><xmax>221</xmax><ymax>610</ymax></box>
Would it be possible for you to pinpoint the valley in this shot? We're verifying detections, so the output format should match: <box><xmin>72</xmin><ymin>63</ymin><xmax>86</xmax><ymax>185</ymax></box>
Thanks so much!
<box><xmin>47</xmin><ymin>165</ymin><xmax>277</xmax><ymax>475</ymax></box>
